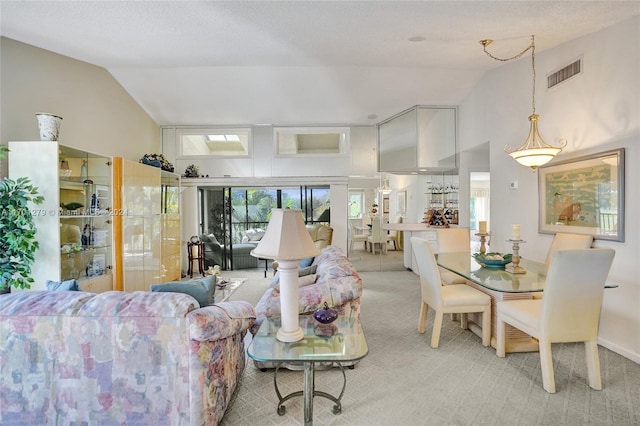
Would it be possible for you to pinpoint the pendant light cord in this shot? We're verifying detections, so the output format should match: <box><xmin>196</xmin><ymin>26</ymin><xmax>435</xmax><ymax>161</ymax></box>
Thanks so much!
<box><xmin>481</xmin><ymin>35</ymin><xmax>536</xmax><ymax>114</ymax></box>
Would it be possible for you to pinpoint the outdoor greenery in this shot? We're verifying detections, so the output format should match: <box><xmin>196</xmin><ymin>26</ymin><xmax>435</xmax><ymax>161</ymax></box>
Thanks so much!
<box><xmin>0</xmin><ymin>145</ymin><xmax>44</xmax><ymax>290</ymax></box>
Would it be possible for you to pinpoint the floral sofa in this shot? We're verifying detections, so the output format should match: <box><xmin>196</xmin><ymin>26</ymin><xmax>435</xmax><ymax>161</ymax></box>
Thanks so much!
<box><xmin>0</xmin><ymin>290</ymin><xmax>255</xmax><ymax>425</ymax></box>
<box><xmin>252</xmin><ymin>245</ymin><xmax>363</xmax><ymax>368</ymax></box>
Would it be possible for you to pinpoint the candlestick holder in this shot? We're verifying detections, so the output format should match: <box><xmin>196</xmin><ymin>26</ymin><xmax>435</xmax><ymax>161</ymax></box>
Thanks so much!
<box><xmin>475</xmin><ymin>232</ymin><xmax>489</xmax><ymax>254</ymax></box>
<box><xmin>505</xmin><ymin>239</ymin><xmax>526</xmax><ymax>274</ymax></box>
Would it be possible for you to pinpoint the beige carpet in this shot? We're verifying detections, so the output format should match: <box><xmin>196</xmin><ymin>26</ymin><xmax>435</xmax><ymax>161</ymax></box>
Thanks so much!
<box><xmin>219</xmin><ymin>267</ymin><xmax>640</xmax><ymax>425</ymax></box>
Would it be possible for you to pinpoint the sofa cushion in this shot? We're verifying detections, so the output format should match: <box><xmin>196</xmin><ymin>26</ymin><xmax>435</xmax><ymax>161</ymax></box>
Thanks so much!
<box><xmin>298</xmin><ymin>273</ymin><xmax>318</xmax><ymax>287</ymax></box>
<box><xmin>200</xmin><ymin>233</ymin><xmax>219</xmax><ymax>244</ymax></box>
<box><xmin>299</xmin><ymin>264</ymin><xmax>318</xmax><ymax>276</ymax></box>
<box><xmin>46</xmin><ymin>278</ymin><xmax>80</xmax><ymax>291</ymax></box>
<box><xmin>299</xmin><ymin>257</ymin><xmax>314</xmax><ymax>268</ymax></box>
<box><xmin>243</xmin><ymin>228</ymin><xmax>265</xmax><ymax>242</ymax></box>
<box><xmin>150</xmin><ymin>276</ymin><xmax>217</xmax><ymax>307</ymax></box>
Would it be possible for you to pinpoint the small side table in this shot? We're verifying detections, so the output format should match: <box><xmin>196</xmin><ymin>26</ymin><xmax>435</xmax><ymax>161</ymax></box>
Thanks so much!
<box><xmin>248</xmin><ymin>315</ymin><xmax>368</xmax><ymax>425</ymax></box>
<box><xmin>187</xmin><ymin>241</ymin><xmax>205</xmax><ymax>278</ymax></box>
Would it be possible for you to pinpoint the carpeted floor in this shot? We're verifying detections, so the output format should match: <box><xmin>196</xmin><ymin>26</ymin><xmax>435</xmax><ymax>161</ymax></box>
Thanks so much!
<box><xmin>218</xmin><ymin>264</ymin><xmax>640</xmax><ymax>425</ymax></box>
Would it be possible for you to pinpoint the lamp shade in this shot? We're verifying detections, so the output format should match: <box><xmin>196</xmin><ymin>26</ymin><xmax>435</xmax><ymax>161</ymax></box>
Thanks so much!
<box><xmin>251</xmin><ymin>209</ymin><xmax>321</xmax><ymax>260</ymax></box>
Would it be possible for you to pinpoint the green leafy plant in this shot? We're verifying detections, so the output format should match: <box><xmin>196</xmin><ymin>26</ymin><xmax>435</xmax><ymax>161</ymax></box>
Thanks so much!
<box><xmin>0</xmin><ymin>146</ymin><xmax>44</xmax><ymax>290</ymax></box>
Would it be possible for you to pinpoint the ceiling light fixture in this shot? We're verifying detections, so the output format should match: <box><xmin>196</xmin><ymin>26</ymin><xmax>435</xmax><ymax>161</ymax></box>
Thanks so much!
<box><xmin>379</xmin><ymin>178</ymin><xmax>392</xmax><ymax>195</ymax></box>
<box><xmin>480</xmin><ymin>35</ymin><xmax>566</xmax><ymax>170</ymax></box>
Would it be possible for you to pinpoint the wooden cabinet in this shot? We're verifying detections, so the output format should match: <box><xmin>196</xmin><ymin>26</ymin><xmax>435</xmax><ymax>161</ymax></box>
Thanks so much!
<box><xmin>116</xmin><ymin>159</ymin><xmax>180</xmax><ymax>292</ymax></box>
<box><xmin>8</xmin><ymin>142</ymin><xmax>113</xmax><ymax>292</ymax></box>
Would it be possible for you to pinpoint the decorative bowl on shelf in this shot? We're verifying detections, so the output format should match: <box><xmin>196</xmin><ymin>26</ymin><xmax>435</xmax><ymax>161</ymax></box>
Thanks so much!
<box><xmin>473</xmin><ymin>252</ymin><xmax>513</xmax><ymax>269</ymax></box>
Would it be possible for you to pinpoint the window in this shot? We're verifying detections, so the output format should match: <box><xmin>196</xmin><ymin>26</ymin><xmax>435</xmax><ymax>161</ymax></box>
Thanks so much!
<box><xmin>274</xmin><ymin>127</ymin><xmax>349</xmax><ymax>156</ymax></box>
<box><xmin>349</xmin><ymin>191</ymin><xmax>364</xmax><ymax>218</ymax></box>
<box><xmin>177</xmin><ymin>127</ymin><xmax>251</xmax><ymax>158</ymax></box>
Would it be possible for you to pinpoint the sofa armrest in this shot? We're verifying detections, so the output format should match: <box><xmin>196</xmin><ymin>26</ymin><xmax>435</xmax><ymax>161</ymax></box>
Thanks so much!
<box><xmin>188</xmin><ymin>301</ymin><xmax>256</xmax><ymax>341</ymax></box>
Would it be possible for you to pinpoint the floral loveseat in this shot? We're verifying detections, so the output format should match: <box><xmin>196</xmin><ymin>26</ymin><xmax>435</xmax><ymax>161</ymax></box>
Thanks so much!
<box><xmin>0</xmin><ymin>290</ymin><xmax>255</xmax><ymax>425</ymax></box>
<box><xmin>252</xmin><ymin>245</ymin><xmax>363</xmax><ymax>367</ymax></box>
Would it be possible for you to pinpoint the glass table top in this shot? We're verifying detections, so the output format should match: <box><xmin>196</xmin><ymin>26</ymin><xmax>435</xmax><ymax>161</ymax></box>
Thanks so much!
<box><xmin>248</xmin><ymin>315</ymin><xmax>369</xmax><ymax>363</ymax></box>
<box><xmin>436</xmin><ymin>252</ymin><xmax>618</xmax><ymax>293</ymax></box>
<box><xmin>436</xmin><ymin>252</ymin><xmax>548</xmax><ymax>293</ymax></box>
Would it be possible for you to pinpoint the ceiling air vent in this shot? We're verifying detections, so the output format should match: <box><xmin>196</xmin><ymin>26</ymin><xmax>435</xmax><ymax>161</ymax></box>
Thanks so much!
<box><xmin>547</xmin><ymin>58</ymin><xmax>582</xmax><ymax>89</ymax></box>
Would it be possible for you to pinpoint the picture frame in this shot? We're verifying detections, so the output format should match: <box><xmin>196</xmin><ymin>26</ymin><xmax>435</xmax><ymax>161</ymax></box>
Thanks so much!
<box><xmin>538</xmin><ymin>148</ymin><xmax>625</xmax><ymax>241</ymax></box>
<box><xmin>382</xmin><ymin>196</ymin><xmax>390</xmax><ymax>214</ymax></box>
<box><xmin>397</xmin><ymin>191</ymin><xmax>407</xmax><ymax>215</ymax></box>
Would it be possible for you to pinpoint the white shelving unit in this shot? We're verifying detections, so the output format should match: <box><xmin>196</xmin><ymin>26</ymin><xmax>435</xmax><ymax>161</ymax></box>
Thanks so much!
<box><xmin>9</xmin><ymin>141</ymin><xmax>113</xmax><ymax>292</ymax></box>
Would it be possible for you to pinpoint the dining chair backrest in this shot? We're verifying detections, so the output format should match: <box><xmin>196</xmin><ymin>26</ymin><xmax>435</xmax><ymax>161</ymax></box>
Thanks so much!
<box><xmin>544</xmin><ymin>232</ymin><xmax>593</xmax><ymax>265</ymax></box>
<box><xmin>411</xmin><ymin>237</ymin><xmax>443</xmax><ymax>308</ymax></box>
<box><xmin>541</xmin><ymin>248</ymin><xmax>615</xmax><ymax>342</ymax></box>
<box><xmin>436</xmin><ymin>228</ymin><xmax>470</xmax><ymax>253</ymax></box>
<box><xmin>369</xmin><ymin>220</ymin><xmax>384</xmax><ymax>242</ymax></box>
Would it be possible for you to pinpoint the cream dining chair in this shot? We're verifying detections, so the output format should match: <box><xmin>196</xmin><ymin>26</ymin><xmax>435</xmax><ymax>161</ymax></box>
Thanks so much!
<box><xmin>496</xmin><ymin>248</ymin><xmax>615</xmax><ymax>393</ymax></box>
<box><xmin>348</xmin><ymin>220</ymin><xmax>368</xmax><ymax>252</ymax></box>
<box><xmin>545</xmin><ymin>232</ymin><xmax>594</xmax><ymax>265</ymax></box>
<box><xmin>387</xmin><ymin>215</ymin><xmax>403</xmax><ymax>250</ymax></box>
<box><xmin>367</xmin><ymin>220</ymin><xmax>389</xmax><ymax>254</ymax></box>
<box><xmin>436</xmin><ymin>228</ymin><xmax>471</xmax><ymax>285</ymax></box>
<box><xmin>532</xmin><ymin>232</ymin><xmax>594</xmax><ymax>299</ymax></box>
<box><xmin>411</xmin><ymin>237</ymin><xmax>491</xmax><ymax>348</ymax></box>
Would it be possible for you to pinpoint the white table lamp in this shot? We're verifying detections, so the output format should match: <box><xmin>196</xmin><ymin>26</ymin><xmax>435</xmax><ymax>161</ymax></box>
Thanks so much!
<box><xmin>251</xmin><ymin>209</ymin><xmax>321</xmax><ymax>342</ymax></box>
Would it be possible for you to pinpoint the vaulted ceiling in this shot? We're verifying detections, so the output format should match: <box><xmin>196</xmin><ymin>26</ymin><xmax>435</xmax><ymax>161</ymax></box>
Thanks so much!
<box><xmin>1</xmin><ymin>1</ymin><xmax>638</xmax><ymax>126</ymax></box>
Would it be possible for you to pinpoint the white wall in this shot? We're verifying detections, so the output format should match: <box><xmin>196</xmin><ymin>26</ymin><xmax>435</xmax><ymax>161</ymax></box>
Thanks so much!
<box><xmin>458</xmin><ymin>17</ymin><xmax>640</xmax><ymax>361</ymax></box>
<box><xmin>0</xmin><ymin>37</ymin><xmax>159</xmax><ymax>174</ymax></box>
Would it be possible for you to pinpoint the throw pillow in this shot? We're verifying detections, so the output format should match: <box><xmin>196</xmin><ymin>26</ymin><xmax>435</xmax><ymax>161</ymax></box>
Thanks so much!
<box><xmin>150</xmin><ymin>276</ymin><xmax>216</xmax><ymax>307</ymax></box>
<box><xmin>298</xmin><ymin>264</ymin><xmax>318</xmax><ymax>277</ymax></box>
<box><xmin>271</xmin><ymin>273</ymin><xmax>319</xmax><ymax>295</ymax></box>
<box><xmin>298</xmin><ymin>273</ymin><xmax>318</xmax><ymax>287</ymax></box>
<box><xmin>299</xmin><ymin>257</ymin><xmax>314</xmax><ymax>268</ymax></box>
<box><xmin>46</xmin><ymin>279</ymin><xmax>80</xmax><ymax>291</ymax></box>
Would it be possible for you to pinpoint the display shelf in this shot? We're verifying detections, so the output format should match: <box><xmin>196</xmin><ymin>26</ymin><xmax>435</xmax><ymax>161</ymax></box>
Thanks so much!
<box><xmin>8</xmin><ymin>141</ymin><xmax>114</xmax><ymax>291</ymax></box>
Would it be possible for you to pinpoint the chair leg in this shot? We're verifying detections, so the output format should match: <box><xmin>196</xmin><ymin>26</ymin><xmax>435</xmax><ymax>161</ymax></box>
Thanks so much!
<box><xmin>418</xmin><ymin>301</ymin><xmax>428</xmax><ymax>334</ymax></box>
<box><xmin>431</xmin><ymin>310</ymin><xmax>444</xmax><ymax>348</ymax></box>
<box><xmin>496</xmin><ymin>315</ymin><xmax>506</xmax><ymax>357</ymax></box>
<box><xmin>481</xmin><ymin>308</ymin><xmax>491</xmax><ymax>347</ymax></box>
<box><xmin>539</xmin><ymin>339</ymin><xmax>556</xmax><ymax>393</ymax></box>
<box><xmin>585</xmin><ymin>340</ymin><xmax>602</xmax><ymax>390</ymax></box>
<box><xmin>460</xmin><ymin>313</ymin><xmax>468</xmax><ymax>329</ymax></box>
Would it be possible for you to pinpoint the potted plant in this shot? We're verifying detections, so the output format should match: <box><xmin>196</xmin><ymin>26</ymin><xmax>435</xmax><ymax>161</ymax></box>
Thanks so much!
<box><xmin>0</xmin><ymin>145</ymin><xmax>44</xmax><ymax>291</ymax></box>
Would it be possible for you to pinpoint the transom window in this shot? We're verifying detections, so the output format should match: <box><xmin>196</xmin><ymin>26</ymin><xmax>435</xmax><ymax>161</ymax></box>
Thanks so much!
<box><xmin>177</xmin><ymin>128</ymin><xmax>251</xmax><ymax>157</ymax></box>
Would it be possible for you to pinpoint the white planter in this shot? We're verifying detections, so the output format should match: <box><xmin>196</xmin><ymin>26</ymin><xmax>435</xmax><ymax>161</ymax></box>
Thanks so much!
<box><xmin>35</xmin><ymin>113</ymin><xmax>63</xmax><ymax>141</ymax></box>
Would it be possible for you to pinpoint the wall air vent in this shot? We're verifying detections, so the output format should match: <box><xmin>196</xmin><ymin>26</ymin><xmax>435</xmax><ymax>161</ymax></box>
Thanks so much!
<box><xmin>547</xmin><ymin>58</ymin><xmax>582</xmax><ymax>89</ymax></box>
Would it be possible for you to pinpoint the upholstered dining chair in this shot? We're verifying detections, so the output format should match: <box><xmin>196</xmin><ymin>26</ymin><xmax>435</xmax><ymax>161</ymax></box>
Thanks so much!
<box><xmin>387</xmin><ymin>215</ymin><xmax>403</xmax><ymax>250</ymax></box>
<box><xmin>411</xmin><ymin>237</ymin><xmax>491</xmax><ymax>348</ymax></box>
<box><xmin>367</xmin><ymin>220</ymin><xmax>389</xmax><ymax>254</ymax></box>
<box><xmin>349</xmin><ymin>220</ymin><xmax>368</xmax><ymax>252</ymax></box>
<box><xmin>532</xmin><ymin>232</ymin><xmax>594</xmax><ymax>299</ymax></box>
<box><xmin>436</xmin><ymin>228</ymin><xmax>471</xmax><ymax>285</ymax></box>
<box><xmin>496</xmin><ymin>248</ymin><xmax>615</xmax><ymax>393</ymax></box>
<box><xmin>545</xmin><ymin>232</ymin><xmax>594</xmax><ymax>265</ymax></box>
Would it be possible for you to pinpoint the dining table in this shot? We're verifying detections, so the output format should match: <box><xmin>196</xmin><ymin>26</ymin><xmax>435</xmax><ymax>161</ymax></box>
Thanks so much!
<box><xmin>436</xmin><ymin>252</ymin><xmax>617</xmax><ymax>353</ymax></box>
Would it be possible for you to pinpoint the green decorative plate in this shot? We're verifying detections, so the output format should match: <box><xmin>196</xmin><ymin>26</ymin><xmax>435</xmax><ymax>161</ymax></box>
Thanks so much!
<box><xmin>473</xmin><ymin>252</ymin><xmax>513</xmax><ymax>269</ymax></box>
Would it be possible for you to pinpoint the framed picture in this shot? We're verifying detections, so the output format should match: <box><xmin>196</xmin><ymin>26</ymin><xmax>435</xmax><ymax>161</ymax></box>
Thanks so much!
<box><xmin>382</xmin><ymin>197</ymin><xmax>389</xmax><ymax>214</ymax></box>
<box><xmin>538</xmin><ymin>148</ymin><xmax>625</xmax><ymax>241</ymax></box>
<box><xmin>397</xmin><ymin>191</ymin><xmax>407</xmax><ymax>215</ymax></box>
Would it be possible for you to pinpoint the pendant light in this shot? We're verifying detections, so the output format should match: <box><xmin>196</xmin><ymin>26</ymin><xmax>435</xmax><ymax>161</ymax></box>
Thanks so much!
<box><xmin>480</xmin><ymin>35</ymin><xmax>566</xmax><ymax>170</ymax></box>
<box><xmin>380</xmin><ymin>178</ymin><xmax>392</xmax><ymax>195</ymax></box>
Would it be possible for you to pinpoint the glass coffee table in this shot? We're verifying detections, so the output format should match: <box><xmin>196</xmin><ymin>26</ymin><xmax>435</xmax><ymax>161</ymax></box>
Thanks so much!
<box><xmin>248</xmin><ymin>314</ymin><xmax>368</xmax><ymax>426</ymax></box>
<box><xmin>215</xmin><ymin>277</ymin><xmax>247</xmax><ymax>302</ymax></box>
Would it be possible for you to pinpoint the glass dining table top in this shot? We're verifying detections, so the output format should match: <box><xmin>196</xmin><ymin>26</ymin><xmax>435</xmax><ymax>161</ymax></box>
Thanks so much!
<box><xmin>436</xmin><ymin>252</ymin><xmax>548</xmax><ymax>293</ymax></box>
<box><xmin>248</xmin><ymin>315</ymin><xmax>369</xmax><ymax>363</ymax></box>
<box><xmin>436</xmin><ymin>252</ymin><xmax>618</xmax><ymax>293</ymax></box>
